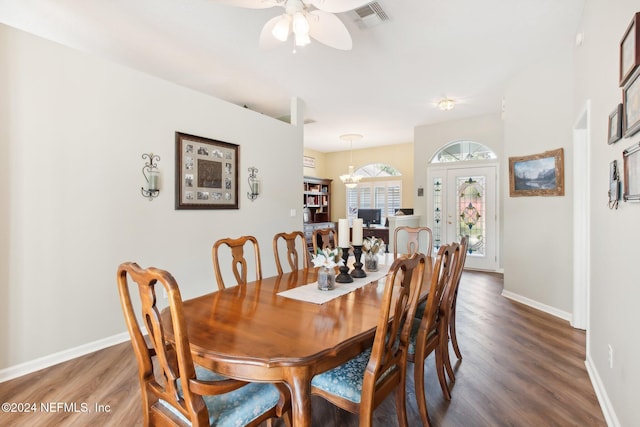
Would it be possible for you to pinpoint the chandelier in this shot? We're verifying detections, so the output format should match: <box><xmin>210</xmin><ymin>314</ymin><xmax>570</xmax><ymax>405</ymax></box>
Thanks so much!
<box><xmin>339</xmin><ymin>134</ymin><xmax>363</xmax><ymax>189</ymax></box>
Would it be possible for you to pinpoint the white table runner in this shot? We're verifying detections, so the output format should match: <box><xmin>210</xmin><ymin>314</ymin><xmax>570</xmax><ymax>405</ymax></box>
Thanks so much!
<box><xmin>277</xmin><ymin>264</ymin><xmax>391</xmax><ymax>305</ymax></box>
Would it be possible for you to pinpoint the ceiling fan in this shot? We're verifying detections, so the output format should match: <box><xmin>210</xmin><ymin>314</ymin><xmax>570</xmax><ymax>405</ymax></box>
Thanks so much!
<box><xmin>217</xmin><ymin>0</ymin><xmax>372</xmax><ymax>50</ymax></box>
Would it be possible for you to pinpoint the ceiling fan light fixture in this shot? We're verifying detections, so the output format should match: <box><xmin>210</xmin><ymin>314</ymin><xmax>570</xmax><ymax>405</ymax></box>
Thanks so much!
<box><xmin>292</xmin><ymin>12</ymin><xmax>309</xmax><ymax>35</ymax></box>
<box><xmin>295</xmin><ymin>31</ymin><xmax>311</xmax><ymax>46</ymax></box>
<box><xmin>272</xmin><ymin>15</ymin><xmax>291</xmax><ymax>41</ymax></box>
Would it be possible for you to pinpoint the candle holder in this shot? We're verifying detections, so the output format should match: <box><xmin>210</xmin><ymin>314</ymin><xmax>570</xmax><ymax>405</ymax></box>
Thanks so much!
<box><xmin>350</xmin><ymin>245</ymin><xmax>366</xmax><ymax>278</ymax></box>
<box><xmin>141</xmin><ymin>153</ymin><xmax>160</xmax><ymax>201</ymax></box>
<box><xmin>335</xmin><ymin>247</ymin><xmax>353</xmax><ymax>283</ymax></box>
<box><xmin>247</xmin><ymin>166</ymin><xmax>260</xmax><ymax>201</ymax></box>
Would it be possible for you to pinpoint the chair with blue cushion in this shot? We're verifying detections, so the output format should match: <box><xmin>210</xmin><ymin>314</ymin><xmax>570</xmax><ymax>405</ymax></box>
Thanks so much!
<box><xmin>273</xmin><ymin>231</ymin><xmax>310</xmax><ymax>275</ymax></box>
<box><xmin>310</xmin><ymin>253</ymin><xmax>427</xmax><ymax>427</ymax></box>
<box><xmin>407</xmin><ymin>243</ymin><xmax>460</xmax><ymax>427</ymax></box>
<box><xmin>117</xmin><ymin>262</ymin><xmax>289</xmax><ymax>427</ymax></box>
<box><xmin>212</xmin><ymin>235</ymin><xmax>262</xmax><ymax>290</ymax></box>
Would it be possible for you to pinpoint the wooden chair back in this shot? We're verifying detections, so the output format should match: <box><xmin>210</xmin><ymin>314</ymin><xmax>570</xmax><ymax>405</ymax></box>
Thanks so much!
<box><xmin>273</xmin><ymin>231</ymin><xmax>310</xmax><ymax>275</ymax></box>
<box><xmin>212</xmin><ymin>235</ymin><xmax>262</xmax><ymax>290</ymax></box>
<box><xmin>446</xmin><ymin>235</ymin><xmax>469</xmax><ymax>365</ymax></box>
<box><xmin>116</xmin><ymin>262</ymin><xmax>221</xmax><ymax>426</ymax></box>
<box><xmin>312</xmin><ymin>227</ymin><xmax>337</xmax><ymax>254</ymax></box>
<box><xmin>393</xmin><ymin>226</ymin><xmax>433</xmax><ymax>257</ymax></box>
<box><xmin>410</xmin><ymin>243</ymin><xmax>460</xmax><ymax>426</ymax></box>
<box><xmin>362</xmin><ymin>253</ymin><xmax>427</xmax><ymax>423</ymax></box>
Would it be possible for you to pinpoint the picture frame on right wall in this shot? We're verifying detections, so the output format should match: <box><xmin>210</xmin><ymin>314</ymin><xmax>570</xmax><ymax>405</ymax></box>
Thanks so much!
<box><xmin>623</xmin><ymin>69</ymin><xmax>640</xmax><ymax>137</ymax></box>
<box><xmin>623</xmin><ymin>141</ymin><xmax>640</xmax><ymax>201</ymax></box>
<box><xmin>608</xmin><ymin>103</ymin><xmax>623</xmax><ymax>144</ymax></box>
<box><xmin>620</xmin><ymin>12</ymin><xmax>640</xmax><ymax>87</ymax></box>
<box><xmin>508</xmin><ymin>148</ymin><xmax>565</xmax><ymax>197</ymax></box>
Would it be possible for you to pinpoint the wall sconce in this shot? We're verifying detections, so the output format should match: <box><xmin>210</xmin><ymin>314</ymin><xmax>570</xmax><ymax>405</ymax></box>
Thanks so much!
<box><xmin>141</xmin><ymin>153</ymin><xmax>160</xmax><ymax>201</ymax></box>
<box><xmin>247</xmin><ymin>166</ymin><xmax>260</xmax><ymax>201</ymax></box>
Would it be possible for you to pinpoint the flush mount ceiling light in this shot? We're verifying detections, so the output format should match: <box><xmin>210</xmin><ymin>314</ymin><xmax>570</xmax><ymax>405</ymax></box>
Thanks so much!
<box><xmin>438</xmin><ymin>98</ymin><xmax>455</xmax><ymax>111</ymax></box>
<box><xmin>218</xmin><ymin>0</ymin><xmax>372</xmax><ymax>51</ymax></box>
<box><xmin>339</xmin><ymin>133</ymin><xmax>363</xmax><ymax>189</ymax></box>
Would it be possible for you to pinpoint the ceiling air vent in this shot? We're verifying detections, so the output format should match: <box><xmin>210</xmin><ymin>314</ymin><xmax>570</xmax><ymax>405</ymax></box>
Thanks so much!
<box><xmin>351</xmin><ymin>2</ymin><xmax>389</xmax><ymax>28</ymax></box>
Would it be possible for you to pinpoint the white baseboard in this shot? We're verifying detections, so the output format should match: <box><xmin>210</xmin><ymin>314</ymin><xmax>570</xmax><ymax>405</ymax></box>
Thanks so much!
<box><xmin>501</xmin><ymin>289</ymin><xmax>572</xmax><ymax>322</ymax></box>
<box><xmin>0</xmin><ymin>332</ymin><xmax>130</xmax><ymax>383</ymax></box>
<box><xmin>585</xmin><ymin>355</ymin><xmax>619</xmax><ymax>427</ymax></box>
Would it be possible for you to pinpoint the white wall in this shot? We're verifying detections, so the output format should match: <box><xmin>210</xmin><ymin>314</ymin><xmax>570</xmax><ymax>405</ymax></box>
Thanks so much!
<box><xmin>574</xmin><ymin>2</ymin><xmax>640</xmax><ymax>425</ymax></box>
<box><xmin>0</xmin><ymin>24</ymin><xmax>303</xmax><ymax>369</ymax></box>
<box><xmin>502</xmin><ymin>49</ymin><xmax>575</xmax><ymax>314</ymax></box>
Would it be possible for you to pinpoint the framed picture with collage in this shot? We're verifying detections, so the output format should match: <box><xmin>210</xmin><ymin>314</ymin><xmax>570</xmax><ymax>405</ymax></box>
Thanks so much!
<box><xmin>175</xmin><ymin>132</ymin><xmax>239</xmax><ymax>209</ymax></box>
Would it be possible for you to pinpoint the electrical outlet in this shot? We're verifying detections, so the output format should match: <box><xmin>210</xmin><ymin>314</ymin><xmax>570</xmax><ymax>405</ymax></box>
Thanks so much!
<box><xmin>608</xmin><ymin>344</ymin><xmax>614</xmax><ymax>369</ymax></box>
<box><xmin>290</xmin><ymin>209</ymin><xmax>296</xmax><ymax>217</ymax></box>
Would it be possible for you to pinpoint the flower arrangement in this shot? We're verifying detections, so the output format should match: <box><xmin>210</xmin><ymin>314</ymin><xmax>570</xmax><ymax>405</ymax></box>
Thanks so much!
<box><xmin>311</xmin><ymin>247</ymin><xmax>344</xmax><ymax>269</ymax></box>
<box><xmin>362</xmin><ymin>236</ymin><xmax>384</xmax><ymax>254</ymax></box>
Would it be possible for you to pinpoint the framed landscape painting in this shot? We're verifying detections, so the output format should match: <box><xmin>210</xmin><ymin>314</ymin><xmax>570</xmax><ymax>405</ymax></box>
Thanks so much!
<box><xmin>509</xmin><ymin>148</ymin><xmax>565</xmax><ymax>197</ymax></box>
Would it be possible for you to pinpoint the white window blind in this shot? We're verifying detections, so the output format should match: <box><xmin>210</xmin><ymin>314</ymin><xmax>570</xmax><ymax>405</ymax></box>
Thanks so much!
<box><xmin>346</xmin><ymin>181</ymin><xmax>402</xmax><ymax>222</ymax></box>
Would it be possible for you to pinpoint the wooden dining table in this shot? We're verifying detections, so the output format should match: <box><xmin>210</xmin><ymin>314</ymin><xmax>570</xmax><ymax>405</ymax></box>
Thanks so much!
<box><xmin>161</xmin><ymin>253</ymin><xmax>433</xmax><ymax>427</ymax></box>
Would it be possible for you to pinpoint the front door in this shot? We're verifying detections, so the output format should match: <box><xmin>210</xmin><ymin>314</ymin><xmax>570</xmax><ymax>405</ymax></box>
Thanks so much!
<box><xmin>427</xmin><ymin>164</ymin><xmax>498</xmax><ymax>271</ymax></box>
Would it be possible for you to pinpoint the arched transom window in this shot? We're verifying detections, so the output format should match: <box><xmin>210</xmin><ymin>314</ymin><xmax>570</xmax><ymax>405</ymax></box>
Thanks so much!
<box><xmin>354</xmin><ymin>163</ymin><xmax>401</xmax><ymax>177</ymax></box>
<box><xmin>430</xmin><ymin>140</ymin><xmax>496</xmax><ymax>163</ymax></box>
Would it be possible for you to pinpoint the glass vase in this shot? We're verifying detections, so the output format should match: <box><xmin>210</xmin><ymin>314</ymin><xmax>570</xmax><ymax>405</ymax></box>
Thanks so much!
<box><xmin>317</xmin><ymin>267</ymin><xmax>336</xmax><ymax>291</ymax></box>
<box><xmin>364</xmin><ymin>252</ymin><xmax>378</xmax><ymax>272</ymax></box>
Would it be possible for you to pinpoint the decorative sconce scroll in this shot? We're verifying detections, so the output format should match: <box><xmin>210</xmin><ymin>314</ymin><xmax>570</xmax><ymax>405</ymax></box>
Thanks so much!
<box><xmin>247</xmin><ymin>166</ymin><xmax>260</xmax><ymax>201</ymax></box>
<box><xmin>141</xmin><ymin>153</ymin><xmax>160</xmax><ymax>201</ymax></box>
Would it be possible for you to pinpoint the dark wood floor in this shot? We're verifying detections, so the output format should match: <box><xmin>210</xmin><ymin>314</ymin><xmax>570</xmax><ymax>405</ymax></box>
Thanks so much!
<box><xmin>0</xmin><ymin>271</ymin><xmax>606</xmax><ymax>426</ymax></box>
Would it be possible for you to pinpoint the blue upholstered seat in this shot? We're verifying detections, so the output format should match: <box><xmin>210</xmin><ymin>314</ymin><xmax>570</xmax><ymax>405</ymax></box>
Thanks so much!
<box><xmin>165</xmin><ymin>365</ymin><xmax>281</xmax><ymax>427</ymax></box>
<box><xmin>310</xmin><ymin>348</ymin><xmax>397</xmax><ymax>406</ymax></box>
<box><xmin>310</xmin><ymin>348</ymin><xmax>373</xmax><ymax>404</ymax></box>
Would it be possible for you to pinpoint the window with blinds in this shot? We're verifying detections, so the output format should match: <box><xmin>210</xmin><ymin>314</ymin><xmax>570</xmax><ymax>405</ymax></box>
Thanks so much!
<box><xmin>346</xmin><ymin>181</ymin><xmax>402</xmax><ymax>222</ymax></box>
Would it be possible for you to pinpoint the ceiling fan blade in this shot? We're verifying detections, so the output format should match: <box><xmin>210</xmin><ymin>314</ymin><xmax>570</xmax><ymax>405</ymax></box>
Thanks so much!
<box><xmin>308</xmin><ymin>0</ymin><xmax>371</xmax><ymax>13</ymax></box>
<box><xmin>214</xmin><ymin>0</ymin><xmax>281</xmax><ymax>9</ymax></box>
<box><xmin>307</xmin><ymin>10</ymin><xmax>352</xmax><ymax>50</ymax></box>
<box><xmin>259</xmin><ymin>15</ymin><xmax>285</xmax><ymax>49</ymax></box>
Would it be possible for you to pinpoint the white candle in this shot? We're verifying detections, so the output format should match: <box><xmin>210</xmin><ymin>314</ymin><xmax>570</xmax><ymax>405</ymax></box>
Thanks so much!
<box><xmin>352</xmin><ymin>218</ymin><xmax>363</xmax><ymax>245</ymax></box>
<box><xmin>338</xmin><ymin>219</ymin><xmax>349</xmax><ymax>248</ymax></box>
<box><xmin>148</xmin><ymin>170</ymin><xmax>159</xmax><ymax>191</ymax></box>
<box><xmin>250</xmin><ymin>179</ymin><xmax>260</xmax><ymax>195</ymax></box>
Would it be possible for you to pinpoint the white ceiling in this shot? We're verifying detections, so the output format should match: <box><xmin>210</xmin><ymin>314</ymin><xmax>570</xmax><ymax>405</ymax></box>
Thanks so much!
<box><xmin>0</xmin><ymin>0</ymin><xmax>585</xmax><ymax>152</ymax></box>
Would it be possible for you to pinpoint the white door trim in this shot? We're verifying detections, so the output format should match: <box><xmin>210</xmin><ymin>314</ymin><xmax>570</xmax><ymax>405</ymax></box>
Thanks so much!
<box><xmin>572</xmin><ymin>100</ymin><xmax>590</xmax><ymax>331</ymax></box>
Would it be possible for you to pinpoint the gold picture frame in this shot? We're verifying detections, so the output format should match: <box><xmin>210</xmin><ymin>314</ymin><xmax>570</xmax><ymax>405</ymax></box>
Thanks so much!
<box><xmin>509</xmin><ymin>148</ymin><xmax>564</xmax><ymax>197</ymax></box>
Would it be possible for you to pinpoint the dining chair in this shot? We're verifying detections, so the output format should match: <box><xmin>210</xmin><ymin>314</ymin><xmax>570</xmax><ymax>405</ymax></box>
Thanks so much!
<box><xmin>445</xmin><ymin>235</ymin><xmax>469</xmax><ymax>382</ymax></box>
<box><xmin>310</xmin><ymin>253</ymin><xmax>427</xmax><ymax>427</ymax></box>
<box><xmin>312</xmin><ymin>227</ymin><xmax>337</xmax><ymax>254</ymax></box>
<box><xmin>393</xmin><ymin>226</ymin><xmax>433</xmax><ymax>258</ymax></box>
<box><xmin>212</xmin><ymin>235</ymin><xmax>262</xmax><ymax>291</ymax></box>
<box><xmin>272</xmin><ymin>231</ymin><xmax>310</xmax><ymax>275</ymax></box>
<box><xmin>116</xmin><ymin>262</ymin><xmax>290</xmax><ymax>427</ymax></box>
<box><xmin>407</xmin><ymin>243</ymin><xmax>460</xmax><ymax>427</ymax></box>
